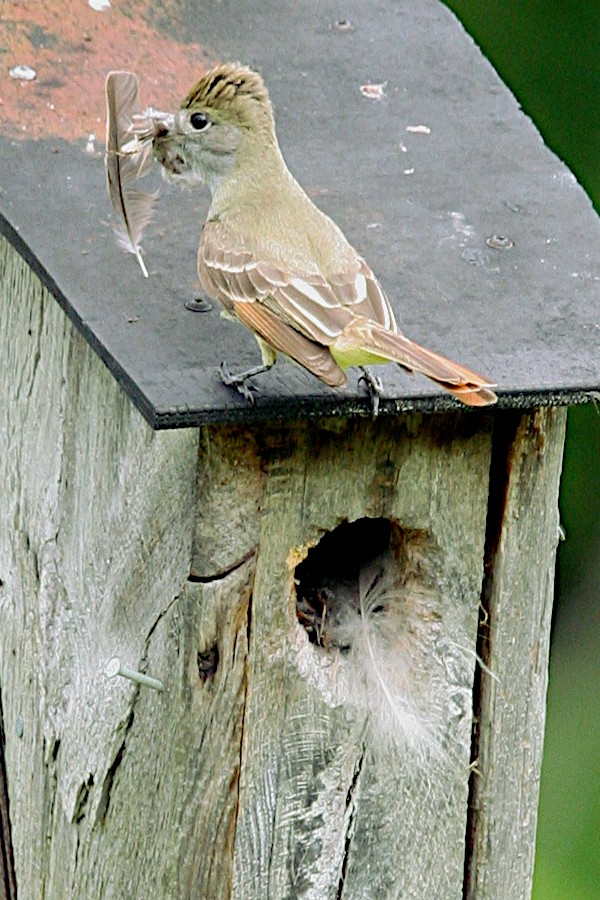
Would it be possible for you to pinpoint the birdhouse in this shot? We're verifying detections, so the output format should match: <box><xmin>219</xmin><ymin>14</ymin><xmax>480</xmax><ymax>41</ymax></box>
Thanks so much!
<box><xmin>1</xmin><ymin>1</ymin><xmax>598</xmax><ymax>898</ymax></box>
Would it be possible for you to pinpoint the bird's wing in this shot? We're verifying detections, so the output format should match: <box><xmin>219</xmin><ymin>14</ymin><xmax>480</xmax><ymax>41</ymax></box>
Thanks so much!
<box><xmin>199</xmin><ymin>223</ymin><xmax>398</xmax><ymax>346</ymax></box>
<box><xmin>233</xmin><ymin>301</ymin><xmax>347</xmax><ymax>387</ymax></box>
<box><xmin>199</xmin><ymin>224</ymin><xmax>349</xmax><ymax>387</ymax></box>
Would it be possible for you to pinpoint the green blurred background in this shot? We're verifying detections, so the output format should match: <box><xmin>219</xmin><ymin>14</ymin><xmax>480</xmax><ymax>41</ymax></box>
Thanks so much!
<box><xmin>442</xmin><ymin>1</ymin><xmax>600</xmax><ymax>896</ymax></box>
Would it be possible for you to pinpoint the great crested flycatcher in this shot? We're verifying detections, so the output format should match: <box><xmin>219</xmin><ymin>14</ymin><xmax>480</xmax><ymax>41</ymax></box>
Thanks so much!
<box><xmin>152</xmin><ymin>63</ymin><xmax>497</xmax><ymax>408</ymax></box>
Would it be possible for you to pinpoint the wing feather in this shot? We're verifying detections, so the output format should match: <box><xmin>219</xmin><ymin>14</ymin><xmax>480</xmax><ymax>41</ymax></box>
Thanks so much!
<box><xmin>199</xmin><ymin>222</ymin><xmax>389</xmax><ymax>345</ymax></box>
<box><xmin>232</xmin><ymin>302</ymin><xmax>347</xmax><ymax>387</ymax></box>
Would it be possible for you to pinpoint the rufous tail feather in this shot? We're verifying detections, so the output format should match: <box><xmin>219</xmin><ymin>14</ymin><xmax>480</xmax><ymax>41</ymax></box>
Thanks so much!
<box><xmin>336</xmin><ymin>318</ymin><xmax>497</xmax><ymax>407</ymax></box>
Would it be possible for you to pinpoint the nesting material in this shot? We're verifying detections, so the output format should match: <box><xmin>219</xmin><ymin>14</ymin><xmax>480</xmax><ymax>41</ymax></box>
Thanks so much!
<box><xmin>294</xmin><ymin>519</ymin><xmax>475</xmax><ymax>769</ymax></box>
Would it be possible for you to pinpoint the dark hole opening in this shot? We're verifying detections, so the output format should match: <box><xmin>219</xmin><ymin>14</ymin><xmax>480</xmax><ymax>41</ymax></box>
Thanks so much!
<box><xmin>295</xmin><ymin>518</ymin><xmax>393</xmax><ymax>650</ymax></box>
<box><xmin>197</xmin><ymin>645</ymin><xmax>219</xmax><ymax>682</ymax></box>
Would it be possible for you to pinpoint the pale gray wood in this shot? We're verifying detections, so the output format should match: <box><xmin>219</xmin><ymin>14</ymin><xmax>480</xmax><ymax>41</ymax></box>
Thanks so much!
<box><xmin>70</xmin><ymin>568</ymin><xmax>253</xmax><ymax>899</ymax></box>
<box><xmin>465</xmin><ymin>407</ymin><xmax>568</xmax><ymax>899</ymax></box>
<box><xmin>230</xmin><ymin>416</ymin><xmax>494</xmax><ymax>898</ymax></box>
<box><xmin>192</xmin><ymin>426</ymin><xmax>264</xmax><ymax>576</ymax></box>
<box><xmin>0</xmin><ymin>237</ymin><xmax>199</xmax><ymax>896</ymax></box>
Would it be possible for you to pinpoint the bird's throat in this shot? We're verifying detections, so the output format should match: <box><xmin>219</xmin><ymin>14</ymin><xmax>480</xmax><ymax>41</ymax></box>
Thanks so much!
<box><xmin>208</xmin><ymin>135</ymin><xmax>291</xmax><ymax>217</ymax></box>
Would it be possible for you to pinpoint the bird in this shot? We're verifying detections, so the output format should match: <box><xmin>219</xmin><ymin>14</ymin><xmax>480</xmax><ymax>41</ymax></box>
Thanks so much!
<box><xmin>151</xmin><ymin>62</ymin><xmax>497</xmax><ymax>410</ymax></box>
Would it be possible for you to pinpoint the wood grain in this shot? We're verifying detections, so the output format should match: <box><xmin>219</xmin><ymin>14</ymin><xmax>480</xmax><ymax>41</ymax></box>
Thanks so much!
<box><xmin>229</xmin><ymin>415</ymin><xmax>493</xmax><ymax>898</ymax></box>
<box><xmin>464</xmin><ymin>408</ymin><xmax>567</xmax><ymax>899</ymax></box>
<box><xmin>0</xmin><ymin>237</ymin><xmax>198</xmax><ymax>896</ymax></box>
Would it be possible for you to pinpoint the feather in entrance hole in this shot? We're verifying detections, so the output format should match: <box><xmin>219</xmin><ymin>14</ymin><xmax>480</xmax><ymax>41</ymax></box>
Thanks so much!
<box><xmin>294</xmin><ymin>519</ymin><xmax>478</xmax><ymax>771</ymax></box>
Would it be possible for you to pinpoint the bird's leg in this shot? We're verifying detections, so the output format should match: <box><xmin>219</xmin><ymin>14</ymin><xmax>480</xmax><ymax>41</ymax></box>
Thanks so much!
<box><xmin>220</xmin><ymin>337</ymin><xmax>277</xmax><ymax>403</ymax></box>
<box><xmin>358</xmin><ymin>367</ymin><xmax>384</xmax><ymax>417</ymax></box>
<box><xmin>220</xmin><ymin>361</ymin><xmax>273</xmax><ymax>403</ymax></box>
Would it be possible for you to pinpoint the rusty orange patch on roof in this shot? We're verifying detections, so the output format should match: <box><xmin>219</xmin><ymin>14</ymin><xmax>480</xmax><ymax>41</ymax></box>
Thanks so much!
<box><xmin>0</xmin><ymin>0</ymin><xmax>213</xmax><ymax>141</ymax></box>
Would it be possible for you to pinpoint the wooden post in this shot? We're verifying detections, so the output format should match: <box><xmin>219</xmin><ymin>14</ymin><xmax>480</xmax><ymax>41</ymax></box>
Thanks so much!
<box><xmin>0</xmin><ymin>240</ymin><xmax>566</xmax><ymax>897</ymax></box>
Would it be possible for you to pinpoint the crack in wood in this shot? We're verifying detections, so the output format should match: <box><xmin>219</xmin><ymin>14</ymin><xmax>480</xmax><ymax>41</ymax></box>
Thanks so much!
<box><xmin>336</xmin><ymin>744</ymin><xmax>367</xmax><ymax>899</ymax></box>
<box><xmin>231</xmin><ymin>584</ymin><xmax>253</xmax><ymax>878</ymax></box>
<box><xmin>481</xmin><ymin>411</ymin><xmax>524</xmax><ymax>576</ymax></box>
<box><xmin>41</xmin><ymin>735</ymin><xmax>61</xmax><ymax>894</ymax></box>
<box><xmin>0</xmin><ymin>688</ymin><xmax>17</xmax><ymax>900</ymax></box>
<box><xmin>71</xmin><ymin>772</ymin><xmax>94</xmax><ymax>824</ymax></box>
<box><xmin>95</xmin><ymin>708</ymin><xmax>135</xmax><ymax>825</ymax></box>
<box><xmin>462</xmin><ymin>413</ymin><xmax>520</xmax><ymax>898</ymax></box>
<box><xmin>187</xmin><ymin>548</ymin><xmax>257</xmax><ymax>584</ymax></box>
<box><xmin>91</xmin><ymin>594</ymin><xmax>180</xmax><ymax>829</ymax></box>
<box><xmin>205</xmin><ymin>766</ymin><xmax>240</xmax><ymax>893</ymax></box>
<box><xmin>144</xmin><ymin>592</ymin><xmax>181</xmax><ymax>648</ymax></box>
<box><xmin>462</xmin><ymin>408</ymin><xmax>565</xmax><ymax>899</ymax></box>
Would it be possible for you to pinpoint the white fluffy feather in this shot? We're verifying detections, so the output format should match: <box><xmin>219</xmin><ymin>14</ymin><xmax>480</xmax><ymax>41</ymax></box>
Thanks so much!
<box><xmin>293</xmin><ymin>544</ymin><xmax>481</xmax><ymax>774</ymax></box>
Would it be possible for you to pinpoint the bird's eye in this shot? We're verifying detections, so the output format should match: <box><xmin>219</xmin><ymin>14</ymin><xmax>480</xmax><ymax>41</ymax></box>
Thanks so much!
<box><xmin>190</xmin><ymin>111</ymin><xmax>210</xmax><ymax>131</ymax></box>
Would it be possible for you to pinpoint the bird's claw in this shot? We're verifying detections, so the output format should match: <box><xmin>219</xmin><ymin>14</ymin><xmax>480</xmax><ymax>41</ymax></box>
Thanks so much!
<box><xmin>359</xmin><ymin>367</ymin><xmax>384</xmax><ymax>417</ymax></box>
<box><xmin>220</xmin><ymin>362</ymin><xmax>258</xmax><ymax>404</ymax></box>
<box><xmin>219</xmin><ymin>361</ymin><xmax>241</xmax><ymax>386</ymax></box>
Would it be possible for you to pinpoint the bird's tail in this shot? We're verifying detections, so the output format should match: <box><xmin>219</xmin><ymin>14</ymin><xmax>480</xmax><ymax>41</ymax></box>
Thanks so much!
<box><xmin>335</xmin><ymin>318</ymin><xmax>497</xmax><ymax>406</ymax></box>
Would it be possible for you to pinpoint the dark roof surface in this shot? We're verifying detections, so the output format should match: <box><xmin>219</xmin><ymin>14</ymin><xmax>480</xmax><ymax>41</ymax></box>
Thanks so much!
<box><xmin>1</xmin><ymin>0</ymin><xmax>599</xmax><ymax>428</ymax></box>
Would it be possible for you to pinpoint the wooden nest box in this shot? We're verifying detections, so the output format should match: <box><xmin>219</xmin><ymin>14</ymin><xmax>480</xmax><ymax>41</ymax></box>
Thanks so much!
<box><xmin>0</xmin><ymin>0</ymin><xmax>598</xmax><ymax>897</ymax></box>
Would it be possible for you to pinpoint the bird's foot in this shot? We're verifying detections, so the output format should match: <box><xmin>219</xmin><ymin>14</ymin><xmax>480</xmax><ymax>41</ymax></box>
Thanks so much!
<box><xmin>359</xmin><ymin>367</ymin><xmax>384</xmax><ymax>417</ymax></box>
<box><xmin>220</xmin><ymin>361</ymin><xmax>271</xmax><ymax>403</ymax></box>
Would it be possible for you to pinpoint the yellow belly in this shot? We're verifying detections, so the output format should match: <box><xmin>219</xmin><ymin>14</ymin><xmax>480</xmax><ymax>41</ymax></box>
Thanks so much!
<box><xmin>330</xmin><ymin>346</ymin><xmax>390</xmax><ymax>370</ymax></box>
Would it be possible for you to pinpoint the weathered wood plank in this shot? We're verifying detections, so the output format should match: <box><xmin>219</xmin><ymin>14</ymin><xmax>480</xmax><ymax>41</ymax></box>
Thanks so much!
<box><xmin>0</xmin><ymin>237</ymin><xmax>200</xmax><ymax>897</ymax></box>
<box><xmin>70</xmin><ymin>568</ymin><xmax>252</xmax><ymax>899</ymax></box>
<box><xmin>465</xmin><ymin>407</ymin><xmax>568</xmax><ymax>899</ymax></box>
<box><xmin>231</xmin><ymin>415</ymin><xmax>494</xmax><ymax>898</ymax></box>
<box><xmin>192</xmin><ymin>426</ymin><xmax>263</xmax><ymax>576</ymax></box>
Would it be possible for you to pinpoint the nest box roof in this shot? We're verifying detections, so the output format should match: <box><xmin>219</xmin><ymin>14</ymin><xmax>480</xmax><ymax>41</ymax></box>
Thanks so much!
<box><xmin>1</xmin><ymin>0</ymin><xmax>599</xmax><ymax>427</ymax></box>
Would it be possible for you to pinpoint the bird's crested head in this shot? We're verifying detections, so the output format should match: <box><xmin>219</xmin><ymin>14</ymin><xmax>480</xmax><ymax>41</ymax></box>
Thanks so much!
<box><xmin>152</xmin><ymin>63</ymin><xmax>277</xmax><ymax>192</ymax></box>
<box><xmin>181</xmin><ymin>63</ymin><xmax>273</xmax><ymax>130</ymax></box>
